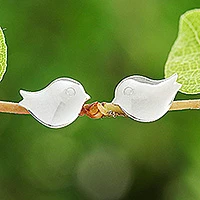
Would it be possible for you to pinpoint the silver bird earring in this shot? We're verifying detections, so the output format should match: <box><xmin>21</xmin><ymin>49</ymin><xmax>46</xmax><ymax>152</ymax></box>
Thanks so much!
<box><xmin>19</xmin><ymin>78</ymin><xmax>90</xmax><ymax>128</ymax></box>
<box><xmin>18</xmin><ymin>74</ymin><xmax>181</xmax><ymax>128</ymax></box>
<box><xmin>112</xmin><ymin>74</ymin><xmax>181</xmax><ymax>122</ymax></box>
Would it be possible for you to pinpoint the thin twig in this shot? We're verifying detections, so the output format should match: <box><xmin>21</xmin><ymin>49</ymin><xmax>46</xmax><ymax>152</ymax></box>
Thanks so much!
<box><xmin>169</xmin><ymin>100</ymin><xmax>200</xmax><ymax>111</ymax></box>
<box><xmin>0</xmin><ymin>101</ymin><xmax>29</xmax><ymax>114</ymax></box>
<box><xmin>0</xmin><ymin>100</ymin><xmax>199</xmax><ymax>117</ymax></box>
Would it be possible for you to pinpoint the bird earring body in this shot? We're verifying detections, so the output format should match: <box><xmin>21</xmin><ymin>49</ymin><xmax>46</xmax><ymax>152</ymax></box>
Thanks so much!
<box><xmin>19</xmin><ymin>78</ymin><xmax>90</xmax><ymax>128</ymax></box>
<box><xmin>112</xmin><ymin>74</ymin><xmax>181</xmax><ymax>122</ymax></box>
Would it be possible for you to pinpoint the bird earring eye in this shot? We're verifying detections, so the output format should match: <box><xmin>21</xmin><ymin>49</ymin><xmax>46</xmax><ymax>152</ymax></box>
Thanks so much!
<box><xmin>123</xmin><ymin>87</ymin><xmax>134</xmax><ymax>96</ymax></box>
<box><xmin>64</xmin><ymin>87</ymin><xmax>76</xmax><ymax>97</ymax></box>
<box><xmin>19</xmin><ymin>78</ymin><xmax>90</xmax><ymax>128</ymax></box>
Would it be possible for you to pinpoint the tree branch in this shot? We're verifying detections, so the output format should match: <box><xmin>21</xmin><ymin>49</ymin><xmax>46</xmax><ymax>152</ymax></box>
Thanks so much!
<box><xmin>0</xmin><ymin>101</ymin><xmax>29</xmax><ymax>114</ymax></box>
<box><xmin>0</xmin><ymin>99</ymin><xmax>199</xmax><ymax>118</ymax></box>
<box><xmin>169</xmin><ymin>100</ymin><xmax>200</xmax><ymax>111</ymax></box>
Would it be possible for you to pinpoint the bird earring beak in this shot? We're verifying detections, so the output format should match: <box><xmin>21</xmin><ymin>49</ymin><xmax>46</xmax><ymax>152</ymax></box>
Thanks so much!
<box><xmin>19</xmin><ymin>78</ymin><xmax>91</xmax><ymax>128</ymax></box>
<box><xmin>85</xmin><ymin>94</ymin><xmax>91</xmax><ymax>101</ymax></box>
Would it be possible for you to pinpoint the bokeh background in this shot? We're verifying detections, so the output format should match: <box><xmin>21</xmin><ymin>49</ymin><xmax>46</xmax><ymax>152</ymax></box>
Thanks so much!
<box><xmin>0</xmin><ymin>1</ymin><xmax>200</xmax><ymax>200</ymax></box>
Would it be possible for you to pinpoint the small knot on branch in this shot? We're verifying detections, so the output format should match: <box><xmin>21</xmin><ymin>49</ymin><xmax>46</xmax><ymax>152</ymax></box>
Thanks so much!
<box><xmin>79</xmin><ymin>102</ymin><xmax>126</xmax><ymax>119</ymax></box>
<box><xmin>79</xmin><ymin>102</ymin><xmax>104</xmax><ymax>119</ymax></box>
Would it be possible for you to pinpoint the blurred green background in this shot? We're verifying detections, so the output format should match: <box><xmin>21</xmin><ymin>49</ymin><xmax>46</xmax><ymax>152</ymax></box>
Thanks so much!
<box><xmin>0</xmin><ymin>1</ymin><xmax>200</xmax><ymax>200</ymax></box>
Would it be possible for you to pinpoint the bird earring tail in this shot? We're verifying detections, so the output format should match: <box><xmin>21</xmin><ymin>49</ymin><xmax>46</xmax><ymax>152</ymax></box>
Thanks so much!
<box><xmin>112</xmin><ymin>74</ymin><xmax>182</xmax><ymax>122</ymax></box>
<box><xmin>19</xmin><ymin>78</ymin><xmax>90</xmax><ymax>128</ymax></box>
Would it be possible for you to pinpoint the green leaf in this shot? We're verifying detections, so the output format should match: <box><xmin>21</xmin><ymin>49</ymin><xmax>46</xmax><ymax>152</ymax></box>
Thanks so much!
<box><xmin>165</xmin><ymin>9</ymin><xmax>200</xmax><ymax>94</ymax></box>
<box><xmin>0</xmin><ymin>27</ymin><xmax>7</xmax><ymax>81</ymax></box>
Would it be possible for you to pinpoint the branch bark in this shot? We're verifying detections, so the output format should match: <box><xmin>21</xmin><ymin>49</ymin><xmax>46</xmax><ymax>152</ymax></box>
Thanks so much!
<box><xmin>0</xmin><ymin>101</ymin><xmax>29</xmax><ymax>114</ymax></box>
<box><xmin>169</xmin><ymin>100</ymin><xmax>200</xmax><ymax>111</ymax></box>
<box><xmin>0</xmin><ymin>99</ymin><xmax>199</xmax><ymax>118</ymax></box>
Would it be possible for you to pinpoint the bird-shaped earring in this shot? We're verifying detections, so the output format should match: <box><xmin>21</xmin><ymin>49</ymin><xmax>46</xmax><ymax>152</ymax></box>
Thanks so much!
<box><xmin>112</xmin><ymin>74</ymin><xmax>181</xmax><ymax>122</ymax></box>
<box><xmin>19</xmin><ymin>78</ymin><xmax>90</xmax><ymax>128</ymax></box>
